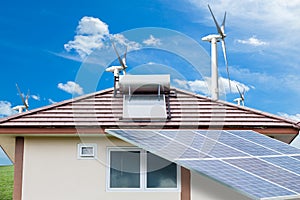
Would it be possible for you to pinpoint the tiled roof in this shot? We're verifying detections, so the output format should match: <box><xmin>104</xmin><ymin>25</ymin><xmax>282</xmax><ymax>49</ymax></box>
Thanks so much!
<box><xmin>0</xmin><ymin>87</ymin><xmax>299</xmax><ymax>132</ymax></box>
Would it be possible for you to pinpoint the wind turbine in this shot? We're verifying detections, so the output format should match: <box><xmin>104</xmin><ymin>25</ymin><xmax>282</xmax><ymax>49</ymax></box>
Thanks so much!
<box><xmin>13</xmin><ymin>84</ymin><xmax>29</xmax><ymax>113</ymax></box>
<box><xmin>234</xmin><ymin>85</ymin><xmax>245</xmax><ymax>106</ymax></box>
<box><xmin>202</xmin><ymin>5</ymin><xmax>231</xmax><ymax>100</ymax></box>
<box><xmin>105</xmin><ymin>41</ymin><xmax>128</xmax><ymax>96</ymax></box>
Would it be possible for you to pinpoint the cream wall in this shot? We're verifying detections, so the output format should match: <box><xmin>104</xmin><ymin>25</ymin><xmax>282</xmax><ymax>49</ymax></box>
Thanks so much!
<box><xmin>191</xmin><ymin>171</ymin><xmax>252</xmax><ymax>200</ymax></box>
<box><xmin>22</xmin><ymin>136</ymin><xmax>180</xmax><ymax>200</ymax></box>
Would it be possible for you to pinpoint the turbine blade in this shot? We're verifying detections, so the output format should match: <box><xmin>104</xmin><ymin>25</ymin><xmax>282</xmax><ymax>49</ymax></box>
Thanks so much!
<box><xmin>236</xmin><ymin>85</ymin><xmax>242</xmax><ymax>98</ymax></box>
<box><xmin>124</xmin><ymin>46</ymin><xmax>127</xmax><ymax>61</ymax></box>
<box><xmin>221</xmin><ymin>12</ymin><xmax>226</xmax><ymax>35</ymax></box>
<box><xmin>122</xmin><ymin>46</ymin><xmax>128</xmax><ymax>71</ymax></box>
<box><xmin>25</xmin><ymin>89</ymin><xmax>30</xmax><ymax>109</ymax></box>
<box><xmin>111</xmin><ymin>40</ymin><xmax>126</xmax><ymax>70</ymax></box>
<box><xmin>221</xmin><ymin>39</ymin><xmax>231</xmax><ymax>92</ymax></box>
<box><xmin>208</xmin><ymin>4</ymin><xmax>224</xmax><ymax>38</ymax></box>
<box><xmin>16</xmin><ymin>83</ymin><xmax>27</xmax><ymax>108</ymax></box>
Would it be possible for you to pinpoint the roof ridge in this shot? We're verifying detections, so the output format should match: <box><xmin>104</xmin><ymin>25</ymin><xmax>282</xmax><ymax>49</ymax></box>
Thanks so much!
<box><xmin>0</xmin><ymin>87</ymin><xmax>114</xmax><ymax>124</ymax></box>
<box><xmin>174</xmin><ymin>87</ymin><xmax>300</xmax><ymax>128</ymax></box>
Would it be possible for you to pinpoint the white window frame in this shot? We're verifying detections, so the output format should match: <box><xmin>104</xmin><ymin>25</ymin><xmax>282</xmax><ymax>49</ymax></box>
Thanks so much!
<box><xmin>107</xmin><ymin>147</ymin><xmax>181</xmax><ymax>192</ymax></box>
<box><xmin>77</xmin><ymin>143</ymin><xmax>97</xmax><ymax>159</ymax></box>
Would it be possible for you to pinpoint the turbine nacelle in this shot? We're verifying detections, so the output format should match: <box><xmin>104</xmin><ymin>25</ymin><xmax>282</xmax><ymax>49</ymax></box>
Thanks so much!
<box><xmin>234</xmin><ymin>97</ymin><xmax>244</xmax><ymax>106</ymax></box>
<box><xmin>201</xmin><ymin>34</ymin><xmax>224</xmax><ymax>42</ymax></box>
<box><xmin>12</xmin><ymin>105</ymin><xmax>27</xmax><ymax>113</ymax></box>
<box><xmin>105</xmin><ymin>65</ymin><xmax>126</xmax><ymax>77</ymax></box>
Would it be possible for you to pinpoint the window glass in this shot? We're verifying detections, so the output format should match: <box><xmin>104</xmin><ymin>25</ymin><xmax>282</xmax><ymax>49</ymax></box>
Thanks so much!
<box><xmin>147</xmin><ymin>152</ymin><xmax>177</xmax><ymax>188</ymax></box>
<box><xmin>110</xmin><ymin>151</ymin><xmax>140</xmax><ymax>188</ymax></box>
<box><xmin>81</xmin><ymin>146</ymin><xmax>94</xmax><ymax>156</ymax></box>
<box><xmin>78</xmin><ymin>144</ymin><xmax>96</xmax><ymax>159</ymax></box>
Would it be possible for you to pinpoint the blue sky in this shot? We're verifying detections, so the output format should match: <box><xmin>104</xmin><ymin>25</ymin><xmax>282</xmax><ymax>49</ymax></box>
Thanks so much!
<box><xmin>1</xmin><ymin>0</ymin><xmax>300</xmax><ymax>163</ymax></box>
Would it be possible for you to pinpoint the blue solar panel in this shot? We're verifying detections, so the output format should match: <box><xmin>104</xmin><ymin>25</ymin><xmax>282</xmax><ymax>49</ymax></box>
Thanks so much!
<box><xmin>106</xmin><ymin>129</ymin><xmax>300</xmax><ymax>199</ymax></box>
<box><xmin>292</xmin><ymin>156</ymin><xmax>300</xmax><ymax>161</ymax></box>
<box><xmin>262</xmin><ymin>156</ymin><xmax>300</xmax><ymax>174</ymax></box>
<box><xmin>178</xmin><ymin>159</ymin><xmax>296</xmax><ymax>199</ymax></box>
<box><xmin>226</xmin><ymin>158</ymin><xmax>300</xmax><ymax>193</ymax></box>
<box><xmin>228</xmin><ymin>130</ymin><xmax>300</xmax><ymax>155</ymax></box>
<box><xmin>196</xmin><ymin>130</ymin><xmax>280</xmax><ymax>156</ymax></box>
<box><xmin>160</xmin><ymin>130</ymin><xmax>248</xmax><ymax>158</ymax></box>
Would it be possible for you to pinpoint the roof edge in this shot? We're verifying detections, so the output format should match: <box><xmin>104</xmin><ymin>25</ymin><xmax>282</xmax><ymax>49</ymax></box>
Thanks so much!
<box><xmin>174</xmin><ymin>87</ymin><xmax>300</xmax><ymax>129</ymax></box>
<box><xmin>0</xmin><ymin>87</ymin><xmax>114</xmax><ymax>123</ymax></box>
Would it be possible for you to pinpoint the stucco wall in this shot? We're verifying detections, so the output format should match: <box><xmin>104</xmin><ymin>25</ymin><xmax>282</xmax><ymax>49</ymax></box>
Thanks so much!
<box><xmin>22</xmin><ymin>136</ymin><xmax>180</xmax><ymax>200</ymax></box>
<box><xmin>191</xmin><ymin>171</ymin><xmax>252</xmax><ymax>200</ymax></box>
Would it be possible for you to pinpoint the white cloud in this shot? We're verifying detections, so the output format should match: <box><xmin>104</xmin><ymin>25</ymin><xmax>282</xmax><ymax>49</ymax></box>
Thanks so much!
<box><xmin>48</xmin><ymin>99</ymin><xmax>56</xmax><ymax>104</ymax></box>
<box><xmin>188</xmin><ymin>79</ymin><xmax>210</xmax><ymax>94</ymax></box>
<box><xmin>0</xmin><ymin>101</ymin><xmax>16</xmax><ymax>117</ymax></box>
<box><xmin>31</xmin><ymin>94</ymin><xmax>40</xmax><ymax>101</ymax></box>
<box><xmin>76</xmin><ymin>16</ymin><xmax>109</xmax><ymax>36</ymax></box>
<box><xmin>58</xmin><ymin>81</ymin><xmax>84</xmax><ymax>95</ymax></box>
<box><xmin>111</xmin><ymin>34</ymin><xmax>141</xmax><ymax>51</ymax></box>
<box><xmin>229</xmin><ymin>66</ymin><xmax>300</xmax><ymax>94</ymax></box>
<box><xmin>189</xmin><ymin>1</ymin><xmax>300</xmax><ymax>30</ymax></box>
<box><xmin>188</xmin><ymin>0</ymin><xmax>300</xmax><ymax>56</ymax></box>
<box><xmin>143</xmin><ymin>35</ymin><xmax>162</xmax><ymax>46</ymax></box>
<box><xmin>173</xmin><ymin>79</ymin><xmax>189</xmax><ymax>90</ymax></box>
<box><xmin>64</xmin><ymin>16</ymin><xmax>140</xmax><ymax>59</ymax></box>
<box><xmin>278</xmin><ymin>112</ymin><xmax>300</xmax><ymax>122</ymax></box>
<box><xmin>219</xmin><ymin>77</ymin><xmax>250</xmax><ymax>94</ymax></box>
<box><xmin>173</xmin><ymin>77</ymin><xmax>250</xmax><ymax>96</ymax></box>
<box><xmin>64</xmin><ymin>16</ymin><xmax>109</xmax><ymax>58</ymax></box>
<box><xmin>236</xmin><ymin>36</ymin><xmax>268</xmax><ymax>46</ymax></box>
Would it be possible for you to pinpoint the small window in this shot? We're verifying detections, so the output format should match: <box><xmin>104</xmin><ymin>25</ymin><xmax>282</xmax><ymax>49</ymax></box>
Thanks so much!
<box><xmin>107</xmin><ymin>147</ymin><xmax>180</xmax><ymax>191</ymax></box>
<box><xmin>78</xmin><ymin>144</ymin><xmax>97</xmax><ymax>159</ymax></box>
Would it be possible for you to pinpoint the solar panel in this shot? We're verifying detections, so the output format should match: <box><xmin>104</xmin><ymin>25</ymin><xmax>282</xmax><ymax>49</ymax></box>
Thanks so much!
<box><xmin>228</xmin><ymin>130</ymin><xmax>300</xmax><ymax>155</ymax></box>
<box><xmin>106</xmin><ymin>129</ymin><xmax>300</xmax><ymax>200</ymax></box>
<box><xmin>123</xmin><ymin>94</ymin><xmax>167</xmax><ymax>119</ymax></box>
<box><xmin>196</xmin><ymin>130</ymin><xmax>280</xmax><ymax>156</ymax></box>
<box><xmin>226</xmin><ymin>158</ymin><xmax>300</xmax><ymax>193</ymax></box>
<box><xmin>262</xmin><ymin>156</ymin><xmax>300</xmax><ymax>174</ymax></box>
<box><xmin>177</xmin><ymin>159</ymin><xmax>296</xmax><ymax>199</ymax></box>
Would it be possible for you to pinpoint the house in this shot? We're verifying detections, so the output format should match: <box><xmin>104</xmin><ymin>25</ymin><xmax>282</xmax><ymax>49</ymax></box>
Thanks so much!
<box><xmin>0</xmin><ymin>75</ymin><xmax>300</xmax><ymax>200</ymax></box>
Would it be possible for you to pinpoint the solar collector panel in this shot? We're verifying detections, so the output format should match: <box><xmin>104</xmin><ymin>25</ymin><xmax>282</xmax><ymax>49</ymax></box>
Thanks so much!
<box><xmin>195</xmin><ymin>130</ymin><xmax>281</xmax><ymax>156</ymax></box>
<box><xmin>178</xmin><ymin>159</ymin><xmax>296</xmax><ymax>199</ymax></box>
<box><xmin>226</xmin><ymin>158</ymin><xmax>300</xmax><ymax>193</ymax></box>
<box><xmin>106</xmin><ymin>129</ymin><xmax>300</xmax><ymax>199</ymax></box>
<box><xmin>228</xmin><ymin>130</ymin><xmax>300</xmax><ymax>155</ymax></box>
<box><xmin>262</xmin><ymin>156</ymin><xmax>300</xmax><ymax>174</ymax></box>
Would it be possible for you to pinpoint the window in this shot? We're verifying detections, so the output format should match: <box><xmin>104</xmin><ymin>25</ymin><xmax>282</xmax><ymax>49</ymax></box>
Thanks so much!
<box><xmin>107</xmin><ymin>147</ymin><xmax>180</xmax><ymax>191</ymax></box>
<box><xmin>110</xmin><ymin>150</ymin><xmax>140</xmax><ymax>188</ymax></box>
<box><xmin>146</xmin><ymin>152</ymin><xmax>177</xmax><ymax>188</ymax></box>
<box><xmin>78</xmin><ymin>143</ymin><xmax>97</xmax><ymax>159</ymax></box>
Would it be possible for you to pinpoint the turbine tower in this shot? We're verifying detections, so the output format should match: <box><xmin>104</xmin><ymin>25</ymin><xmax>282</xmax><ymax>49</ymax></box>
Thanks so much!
<box><xmin>202</xmin><ymin>5</ymin><xmax>230</xmax><ymax>100</ymax></box>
